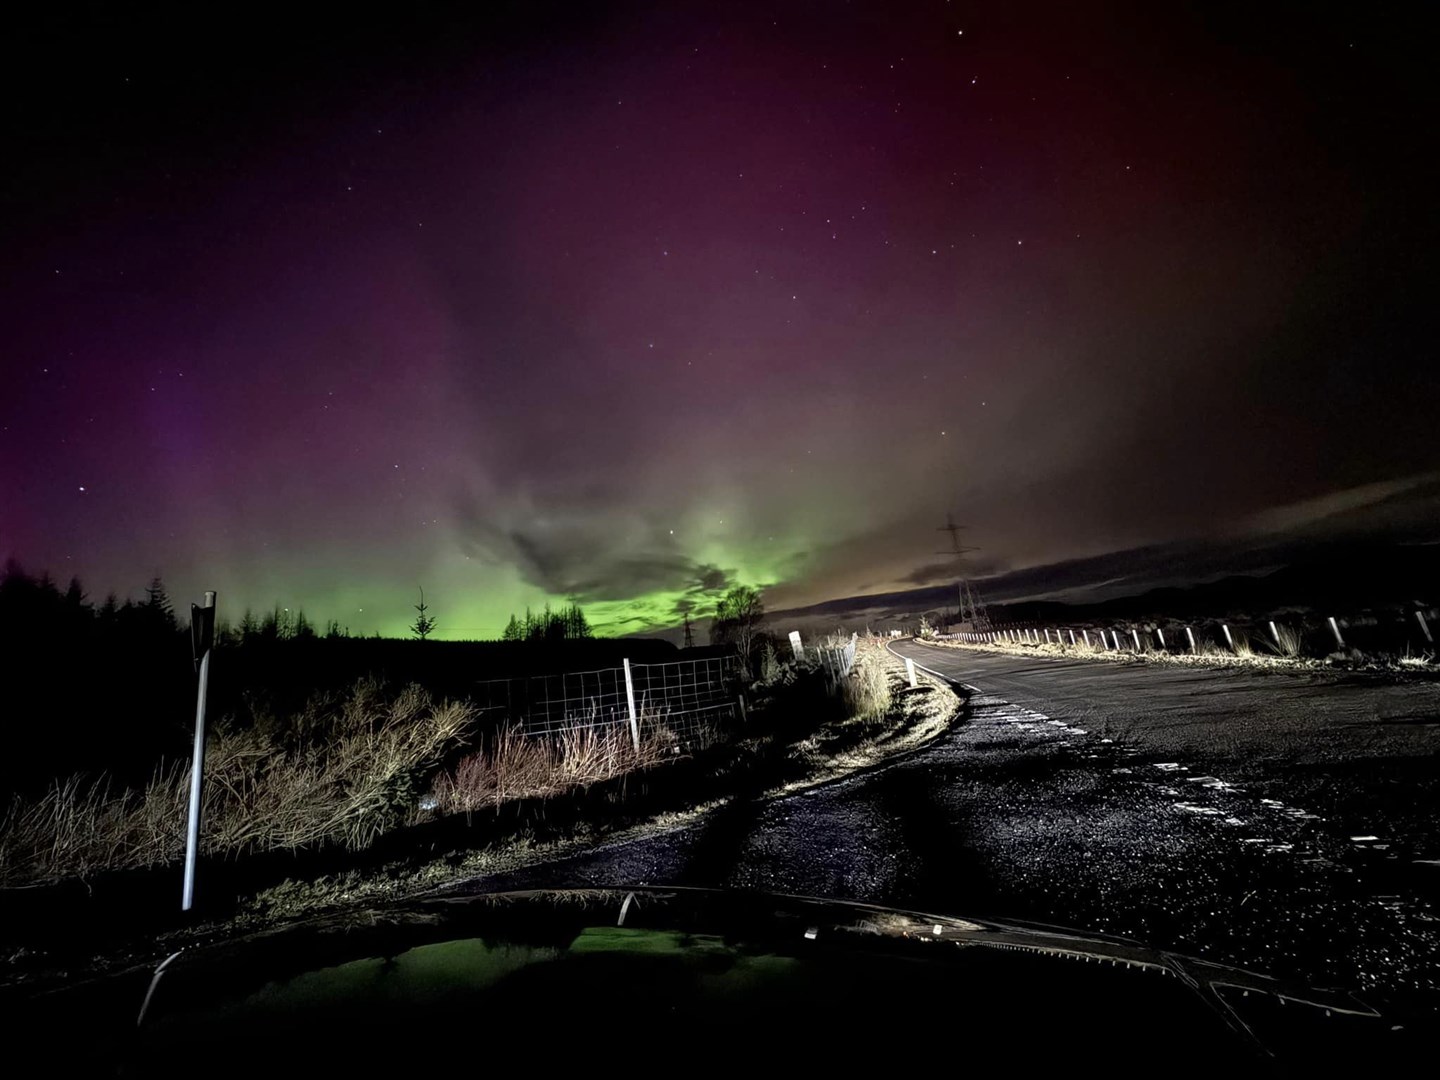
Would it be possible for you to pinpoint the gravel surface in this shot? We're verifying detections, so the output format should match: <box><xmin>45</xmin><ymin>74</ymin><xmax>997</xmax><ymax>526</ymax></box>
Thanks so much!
<box><xmin>451</xmin><ymin>641</ymin><xmax>1440</xmax><ymax>1011</ymax></box>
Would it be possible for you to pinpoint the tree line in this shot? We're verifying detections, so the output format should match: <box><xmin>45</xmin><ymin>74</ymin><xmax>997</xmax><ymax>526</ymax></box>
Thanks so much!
<box><xmin>500</xmin><ymin>601</ymin><xmax>593</xmax><ymax>642</ymax></box>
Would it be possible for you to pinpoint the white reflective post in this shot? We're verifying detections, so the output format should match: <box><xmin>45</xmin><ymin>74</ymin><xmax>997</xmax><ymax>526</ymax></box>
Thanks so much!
<box><xmin>788</xmin><ymin>630</ymin><xmax>804</xmax><ymax>661</ymax></box>
<box><xmin>182</xmin><ymin>591</ymin><xmax>216</xmax><ymax>912</ymax></box>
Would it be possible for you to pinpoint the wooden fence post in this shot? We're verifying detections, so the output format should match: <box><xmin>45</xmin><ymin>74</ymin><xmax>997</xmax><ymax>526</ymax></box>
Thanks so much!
<box><xmin>622</xmin><ymin>658</ymin><xmax>640</xmax><ymax>752</ymax></box>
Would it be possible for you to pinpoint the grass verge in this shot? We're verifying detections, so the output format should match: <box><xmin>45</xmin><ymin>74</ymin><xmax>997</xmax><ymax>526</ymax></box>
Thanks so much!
<box><xmin>0</xmin><ymin>640</ymin><xmax>959</xmax><ymax>990</ymax></box>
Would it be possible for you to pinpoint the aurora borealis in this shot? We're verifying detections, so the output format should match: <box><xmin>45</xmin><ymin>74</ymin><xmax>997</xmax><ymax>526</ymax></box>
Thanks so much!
<box><xmin>2</xmin><ymin>3</ymin><xmax>1435</xmax><ymax>638</ymax></box>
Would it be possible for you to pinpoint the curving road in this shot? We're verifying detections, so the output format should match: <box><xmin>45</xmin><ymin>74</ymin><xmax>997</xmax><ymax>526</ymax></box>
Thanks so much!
<box><xmin>454</xmin><ymin>642</ymin><xmax>1440</xmax><ymax>1009</ymax></box>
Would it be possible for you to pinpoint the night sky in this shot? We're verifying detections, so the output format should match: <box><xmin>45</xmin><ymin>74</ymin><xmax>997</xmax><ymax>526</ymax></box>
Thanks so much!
<box><xmin>2</xmin><ymin>2</ymin><xmax>1435</xmax><ymax>637</ymax></box>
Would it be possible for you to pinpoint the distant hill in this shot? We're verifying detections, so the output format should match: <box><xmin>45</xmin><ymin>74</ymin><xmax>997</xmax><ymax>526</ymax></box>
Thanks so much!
<box><xmin>765</xmin><ymin>540</ymin><xmax>1438</xmax><ymax>632</ymax></box>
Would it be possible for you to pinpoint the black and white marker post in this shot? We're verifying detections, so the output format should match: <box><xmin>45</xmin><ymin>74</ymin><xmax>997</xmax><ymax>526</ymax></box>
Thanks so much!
<box><xmin>182</xmin><ymin>591</ymin><xmax>216</xmax><ymax>912</ymax></box>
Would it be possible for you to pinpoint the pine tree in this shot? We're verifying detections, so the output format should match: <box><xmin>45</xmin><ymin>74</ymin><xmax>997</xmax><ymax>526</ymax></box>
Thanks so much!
<box><xmin>411</xmin><ymin>586</ymin><xmax>437</xmax><ymax>641</ymax></box>
<box><xmin>143</xmin><ymin>576</ymin><xmax>178</xmax><ymax>633</ymax></box>
<box><xmin>502</xmin><ymin>614</ymin><xmax>521</xmax><ymax>641</ymax></box>
<box><xmin>683</xmin><ymin>613</ymin><xmax>694</xmax><ymax>649</ymax></box>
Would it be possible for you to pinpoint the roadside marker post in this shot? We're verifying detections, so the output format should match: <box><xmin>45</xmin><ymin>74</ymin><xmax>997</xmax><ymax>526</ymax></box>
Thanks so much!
<box><xmin>182</xmin><ymin>591</ymin><xmax>216</xmax><ymax>913</ymax></box>
<box><xmin>1328</xmin><ymin>617</ymin><xmax>1346</xmax><ymax>650</ymax></box>
<box><xmin>1082</xmin><ymin>630</ymin><xmax>1090</xmax><ymax>648</ymax></box>
<box><xmin>622</xmin><ymin>658</ymin><xmax>640</xmax><ymax>752</ymax></box>
<box><xmin>1269</xmin><ymin>621</ymin><xmax>1282</xmax><ymax>649</ymax></box>
<box><xmin>1416</xmin><ymin>611</ymin><xmax>1434</xmax><ymax>645</ymax></box>
<box><xmin>1156</xmin><ymin>629</ymin><xmax>1166</xmax><ymax>650</ymax></box>
<box><xmin>1131</xmin><ymin>629</ymin><xmax>1141</xmax><ymax>652</ymax></box>
<box><xmin>1223</xmin><ymin>624</ymin><xmax>1235</xmax><ymax>652</ymax></box>
<box><xmin>788</xmin><ymin>630</ymin><xmax>805</xmax><ymax>662</ymax></box>
<box><xmin>1069</xmin><ymin>629</ymin><xmax>1077</xmax><ymax>646</ymax></box>
<box><xmin>1111</xmin><ymin>630</ymin><xmax>1122</xmax><ymax>651</ymax></box>
<box><xmin>905</xmin><ymin>657</ymin><xmax>918</xmax><ymax>688</ymax></box>
<box><xmin>1185</xmin><ymin>626</ymin><xmax>1196</xmax><ymax>653</ymax></box>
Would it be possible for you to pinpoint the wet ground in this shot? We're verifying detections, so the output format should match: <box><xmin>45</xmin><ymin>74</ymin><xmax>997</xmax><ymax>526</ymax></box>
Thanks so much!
<box><xmin>451</xmin><ymin>643</ymin><xmax>1440</xmax><ymax>1010</ymax></box>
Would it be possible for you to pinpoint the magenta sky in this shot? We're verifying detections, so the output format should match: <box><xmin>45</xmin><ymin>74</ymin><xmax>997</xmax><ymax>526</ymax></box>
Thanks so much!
<box><xmin>2</xmin><ymin>3</ymin><xmax>1434</xmax><ymax>636</ymax></box>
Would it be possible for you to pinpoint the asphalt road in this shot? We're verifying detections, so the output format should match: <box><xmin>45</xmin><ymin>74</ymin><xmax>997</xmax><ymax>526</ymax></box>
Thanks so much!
<box><xmin>454</xmin><ymin>644</ymin><xmax>1440</xmax><ymax>1008</ymax></box>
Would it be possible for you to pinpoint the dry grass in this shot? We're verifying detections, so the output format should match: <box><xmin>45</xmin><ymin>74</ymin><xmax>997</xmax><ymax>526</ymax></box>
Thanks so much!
<box><xmin>1266</xmin><ymin>623</ymin><xmax>1304</xmax><ymax>658</ymax></box>
<box><xmin>427</xmin><ymin>710</ymin><xmax>716</xmax><ymax>815</ymax></box>
<box><xmin>0</xmin><ymin>679</ymin><xmax>473</xmax><ymax>886</ymax></box>
<box><xmin>841</xmin><ymin>642</ymin><xmax>892</xmax><ymax>722</ymax></box>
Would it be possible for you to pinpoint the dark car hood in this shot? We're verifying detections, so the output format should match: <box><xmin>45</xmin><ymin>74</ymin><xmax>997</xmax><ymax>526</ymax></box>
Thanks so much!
<box><xmin>19</xmin><ymin>886</ymin><xmax>1399</xmax><ymax>1073</ymax></box>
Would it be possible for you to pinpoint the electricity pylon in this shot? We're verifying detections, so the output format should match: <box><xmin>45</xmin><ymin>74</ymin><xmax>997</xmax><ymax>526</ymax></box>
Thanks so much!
<box><xmin>936</xmin><ymin>514</ymin><xmax>991</xmax><ymax>631</ymax></box>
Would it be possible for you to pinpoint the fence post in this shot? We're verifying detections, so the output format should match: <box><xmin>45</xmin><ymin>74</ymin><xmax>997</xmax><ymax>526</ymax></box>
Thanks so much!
<box><xmin>1131</xmin><ymin>628</ymin><xmax>1141</xmax><ymax>652</ymax></box>
<box><xmin>1223</xmin><ymin>624</ymin><xmax>1235</xmax><ymax>652</ymax></box>
<box><xmin>1185</xmin><ymin>626</ymin><xmax>1196</xmax><ymax>653</ymax></box>
<box><xmin>182</xmin><ymin>590</ymin><xmax>216</xmax><ymax>912</ymax></box>
<box><xmin>1082</xmin><ymin>629</ymin><xmax>1090</xmax><ymax>648</ymax></box>
<box><xmin>788</xmin><ymin>630</ymin><xmax>804</xmax><ymax>661</ymax></box>
<box><xmin>1328</xmin><ymin>616</ymin><xmax>1346</xmax><ymax>650</ymax></box>
<box><xmin>905</xmin><ymin>657</ymin><xmax>917</xmax><ymax>688</ymax></box>
<box><xmin>1112</xmin><ymin>630</ymin><xmax>1122</xmax><ymax>651</ymax></box>
<box><xmin>1417</xmin><ymin>611</ymin><xmax>1434</xmax><ymax>645</ymax></box>
<box><xmin>622</xmin><ymin>658</ymin><xmax>640</xmax><ymax>752</ymax></box>
<box><xmin>737</xmin><ymin>693</ymin><xmax>748</xmax><ymax>723</ymax></box>
<box><xmin>1068</xmin><ymin>629</ymin><xmax>1076</xmax><ymax>646</ymax></box>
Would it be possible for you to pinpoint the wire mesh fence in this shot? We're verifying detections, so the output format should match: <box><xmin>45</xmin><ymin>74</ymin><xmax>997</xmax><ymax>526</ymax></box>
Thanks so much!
<box><xmin>473</xmin><ymin>654</ymin><xmax>743</xmax><ymax>743</ymax></box>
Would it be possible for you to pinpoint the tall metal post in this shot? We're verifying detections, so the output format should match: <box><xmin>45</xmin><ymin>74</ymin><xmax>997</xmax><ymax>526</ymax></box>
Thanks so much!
<box><xmin>183</xmin><ymin>591</ymin><xmax>216</xmax><ymax>912</ymax></box>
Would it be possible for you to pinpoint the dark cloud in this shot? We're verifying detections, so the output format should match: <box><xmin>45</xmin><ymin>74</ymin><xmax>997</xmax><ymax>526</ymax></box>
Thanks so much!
<box><xmin>454</xmin><ymin>488</ymin><xmax>737</xmax><ymax>612</ymax></box>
